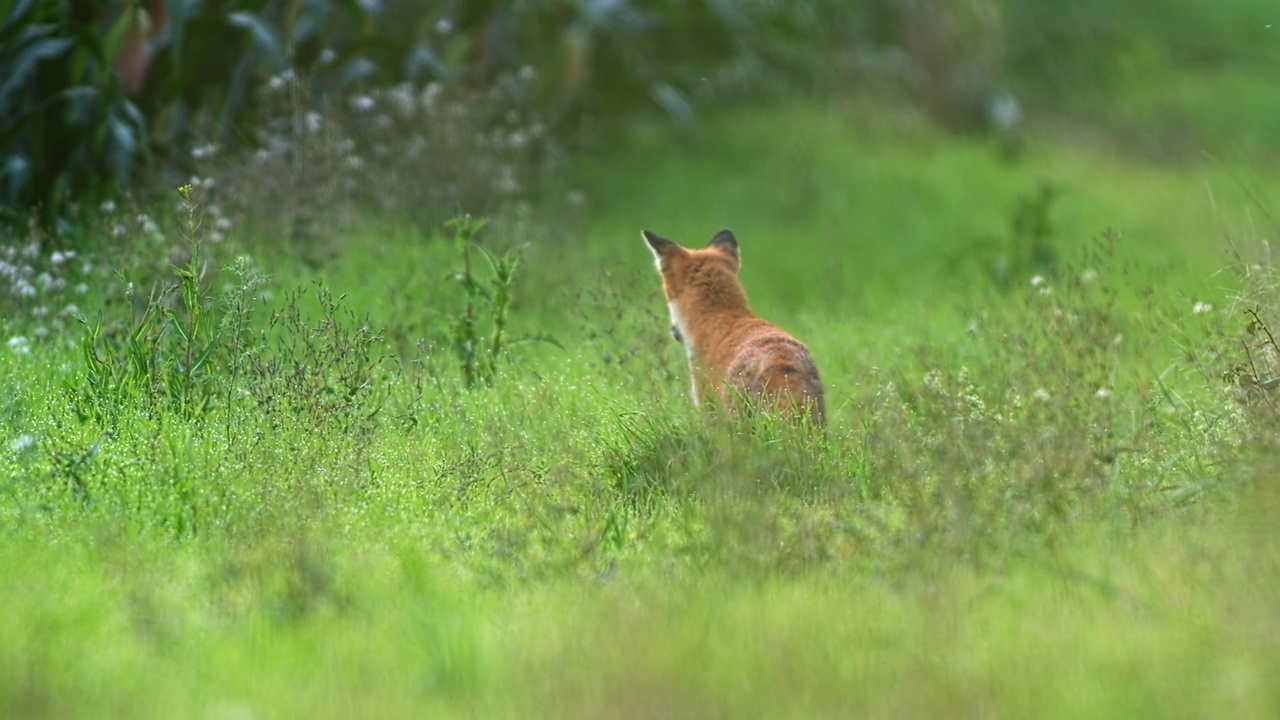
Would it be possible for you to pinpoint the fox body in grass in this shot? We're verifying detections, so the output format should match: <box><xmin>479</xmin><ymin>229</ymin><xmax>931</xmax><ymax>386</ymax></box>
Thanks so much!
<box><xmin>644</xmin><ymin>228</ymin><xmax>826</xmax><ymax>425</ymax></box>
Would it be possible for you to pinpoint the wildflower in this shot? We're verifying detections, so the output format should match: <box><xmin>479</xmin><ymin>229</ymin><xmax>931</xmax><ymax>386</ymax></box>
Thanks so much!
<box><xmin>1079</xmin><ymin>268</ymin><xmax>1098</xmax><ymax>284</ymax></box>
<box><xmin>1032</xmin><ymin>388</ymin><xmax>1051</xmax><ymax>402</ymax></box>
<box><xmin>50</xmin><ymin>250</ymin><xmax>73</xmax><ymax>265</ymax></box>
<box><xmin>436</xmin><ymin>18</ymin><xmax>453</xmax><ymax>34</ymax></box>
<box><xmin>100</xmin><ymin>200</ymin><xmax>116</xmax><ymax>214</ymax></box>
<box><xmin>7</xmin><ymin>336</ymin><xmax>29</xmax><ymax>354</ymax></box>
<box><xmin>922</xmin><ymin>369</ymin><xmax>944</xmax><ymax>392</ymax></box>
<box><xmin>75</xmin><ymin>283</ymin><xmax>88</xmax><ymax>295</ymax></box>
<box><xmin>1193</xmin><ymin>301</ymin><xmax>1213</xmax><ymax>315</ymax></box>
<box><xmin>267</xmin><ymin>70</ymin><xmax>294</xmax><ymax>91</ymax></box>
<box><xmin>10</xmin><ymin>434</ymin><xmax>34</xmax><ymax>452</ymax></box>
<box><xmin>305</xmin><ymin>112</ymin><xmax>323</xmax><ymax>133</ymax></box>
<box><xmin>191</xmin><ymin>144</ymin><xmax>217</xmax><ymax>160</ymax></box>
<box><xmin>319</xmin><ymin>48</ymin><xmax>337</xmax><ymax>65</ymax></box>
<box><xmin>350</xmin><ymin>95</ymin><xmax>375</xmax><ymax>112</ymax></box>
<box><xmin>1096</xmin><ymin>387</ymin><xmax>1112</xmax><ymax>399</ymax></box>
<box><xmin>1030</xmin><ymin>275</ymin><xmax>1045</xmax><ymax>287</ymax></box>
<box><xmin>421</xmin><ymin>83</ymin><xmax>442</xmax><ymax>109</ymax></box>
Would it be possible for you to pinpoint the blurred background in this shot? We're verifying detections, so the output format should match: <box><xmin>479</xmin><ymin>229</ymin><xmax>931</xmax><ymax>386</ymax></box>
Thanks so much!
<box><xmin>3</xmin><ymin>0</ymin><xmax>1277</xmax><ymax>233</ymax></box>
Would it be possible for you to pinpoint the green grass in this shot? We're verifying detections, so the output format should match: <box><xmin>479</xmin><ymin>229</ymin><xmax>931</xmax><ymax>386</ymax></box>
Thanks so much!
<box><xmin>3</xmin><ymin>101</ymin><xmax>1280</xmax><ymax>718</ymax></box>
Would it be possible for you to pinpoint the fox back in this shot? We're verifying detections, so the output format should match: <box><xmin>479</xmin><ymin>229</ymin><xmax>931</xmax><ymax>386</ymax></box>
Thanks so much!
<box><xmin>643</xmin><ymin>228</ymin><xmax>825</xmax><ymax>426</ymax></box>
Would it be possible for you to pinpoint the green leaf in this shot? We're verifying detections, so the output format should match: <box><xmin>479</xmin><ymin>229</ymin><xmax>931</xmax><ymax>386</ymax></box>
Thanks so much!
<box><xmin>0</xmin><ymin>33</ymin><xmax>73</xmax><ymax>106</ymax></box>
<box><xmin>227</xmin><ymin>11</ymin><xmax>283</xmax><ymax>66</ymax></box>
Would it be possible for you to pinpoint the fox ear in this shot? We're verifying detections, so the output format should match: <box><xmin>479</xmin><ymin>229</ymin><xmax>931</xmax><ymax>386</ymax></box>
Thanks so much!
<box><xmin>643</xmin><ymin>230</ymin><xmax>678</xmax><ymax>269</ymax></box>
<box><xmin>707</xmin><ymin>229</ymin><xmax>740</xmax><ymax>267</ymax></box>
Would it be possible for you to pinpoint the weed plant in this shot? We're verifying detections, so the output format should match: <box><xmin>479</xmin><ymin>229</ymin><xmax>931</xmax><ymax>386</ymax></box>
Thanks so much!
<box><xmin>202</xmin><ymin>69</ymin><xmax>547</xmax><ymax>249</ymax></box>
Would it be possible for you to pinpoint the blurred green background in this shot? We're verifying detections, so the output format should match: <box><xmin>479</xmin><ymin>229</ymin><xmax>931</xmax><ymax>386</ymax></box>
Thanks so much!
<box><xmin>3</xmin><ymin>0</ymin><xmax>1278</xmax><ymax>229</ymax></box>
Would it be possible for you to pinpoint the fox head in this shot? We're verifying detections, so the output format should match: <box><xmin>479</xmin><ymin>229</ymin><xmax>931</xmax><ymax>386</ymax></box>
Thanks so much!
<box><xmin>642</xmin><ymin>228</ymin><xmax>747</xmax><ymax>344</ymax></box>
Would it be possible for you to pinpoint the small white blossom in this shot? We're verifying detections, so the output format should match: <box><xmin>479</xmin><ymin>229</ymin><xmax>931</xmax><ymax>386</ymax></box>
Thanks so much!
<box><xmin>1193</xmin><ymin>301</ymin><xmax>1213</xmax><ymax>315</ymax></box>
<box><xmin>319</xmin><ymin>48</ymin><xmax>337</xmax><ymax>65</ymax></box>
<box><xmin>10</xmin><ymin>434</ymin><xmax>35</xmax><ymax>452</ymax></box>
<box><xmin>1030</xmin><ymin>275</ymin><xmax>1045</xmax><ymax>287</ymax></box>
<box><xmin>100</xmin><ymin>200</ymin><xmax>116</xmax><ymax>213</ymax></box>
<box><xmin>1079</xmin><ymin>268</ymin><xmax>1098</xmax><ymax>284</ymax></box>
<box><xmin>1032</xmin><ymin>388</ymin><xmax>1051</xmax><ymax>402</ymax></box>
<box><xmin>350</xmin><ymin>95</ymin><xmax>375</xmax><ymax>112</ymax></box>
<box><xmin>436</xmin><ymin>18</ymin><xmax>453</xmax><ymax>34</ymax></box>
<box><xmin>7</xmin><ymin>336</ymin><xmax>29</xmax><ymax>354</ymax></box>
<box><xmin>421</xmin><ymin>83</ymin><xmax>442</xmax><ymax>109</ymax></box>
<box><xmin>1096</xmin><ymin>387</ymin><xmax>1112</xmax><ymax>399</ymax></box>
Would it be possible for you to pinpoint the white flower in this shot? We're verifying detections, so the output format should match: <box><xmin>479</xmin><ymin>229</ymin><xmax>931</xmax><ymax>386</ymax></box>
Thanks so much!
<box><xmin>10</xmin><ymin>434</ymin><xmax>34</xmax><ymax>452</ymax></box>
<box><xmin>1032</xmin><ymin>388</ymin><xmax>1051</xmax><ymax>402</ymax></box>
<box><xmin>319</xmin><ymin>48</ymin><xmax>337</xmax><ymax>65</ymax></box>
<box><xmin>1030</xmin><ymin>275</ymin><xmax>1045</xmax><ymax>287</ymax></box>
<box><xmin>191</xmin><ymin>144</ymin><xmax>217</xmax><ymax>160</ymax></box>
<box><xmin>1079</xmin><ymin>268</ymin><xmax>1098</xmax><ymax>284</ymax></box>
<box><xmin>436</xmin><ymin>18</ymin><xmax>453</xmax><ymax>34</ymax></box>
<box><xmin>1193</xmin><ymin>301</ymin><xmax>1213</xmax><ymax>315</ymax></box>
<box><xmin>350</xmin><ymin>95</ymin><xmax>375</xmax><ymax>112</ymax></box>
<box><xmin>1096</xmin><ymin>387</ymin><xmax>1112</xmax><ymax>399</ymax></box>
<box><xmin>305</xmin><ymin>112</ymin><xmax>323</xmax><ymax>133</ymax></box>
<box><xmin>421</xmin><ymin>83</ymin><xmax>442</xmax><ymax>109</ymax></box>
<box><xmin>100</xmin><ymin>200</ymin><xmax>116</xmax><ymax>214</ymax></box>
<box><xmin>50</xmin><ymin>250</ymin><xmax>74</xmax><ymax>265</ymax></box>
<box><xmin>7</xmin><ymin>336</ymin><xmax>29</xmax><ymax>354</ymax></box>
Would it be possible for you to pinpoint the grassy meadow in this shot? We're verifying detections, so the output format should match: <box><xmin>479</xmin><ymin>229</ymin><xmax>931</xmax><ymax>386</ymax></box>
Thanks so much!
<box><xmin>3</xmin><ymin>96</ymin><xmax>1280</xmax><ymax>718</ymax></box>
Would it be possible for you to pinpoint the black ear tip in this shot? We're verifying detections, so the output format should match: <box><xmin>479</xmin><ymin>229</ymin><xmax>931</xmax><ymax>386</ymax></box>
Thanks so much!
<box><xmin>709</xmin><ymin>228</ymin><xmax>738</xmax><ymax>248</ymax></box>
<box><xmin>643</xmin><ymin>229</ymin><xmax>673</xmax><ymax>251</ymax></box>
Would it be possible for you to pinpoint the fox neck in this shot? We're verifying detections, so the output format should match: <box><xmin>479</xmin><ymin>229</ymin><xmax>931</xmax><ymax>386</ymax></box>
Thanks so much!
<box><xmin>668</xmin><ymin>295</ymin><xmax>755</xmax><ymax>361</ymax></box>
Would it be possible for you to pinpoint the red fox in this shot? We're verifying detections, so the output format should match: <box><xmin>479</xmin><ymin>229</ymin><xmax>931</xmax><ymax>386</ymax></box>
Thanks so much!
<box><xmin>644</xmin><ymin>228</ymin><xmax>826</xmax><ymax>426</ymax></box>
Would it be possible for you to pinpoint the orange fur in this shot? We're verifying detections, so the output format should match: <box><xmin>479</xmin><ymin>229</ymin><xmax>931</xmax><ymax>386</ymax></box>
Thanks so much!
<box><xmin>643</xmin><ymin>228</ymin><xmax>826</xmax><ymax>426</ymax></box>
